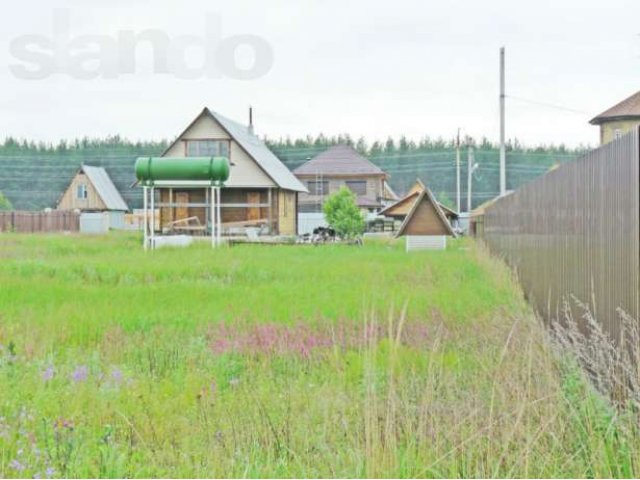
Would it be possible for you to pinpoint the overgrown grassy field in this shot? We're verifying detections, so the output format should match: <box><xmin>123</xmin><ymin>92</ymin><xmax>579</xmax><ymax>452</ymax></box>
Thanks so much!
<box><xmin>0</xmin><ymin>233</ymin><xmax>637</xmax><ymax>478</ymax></box>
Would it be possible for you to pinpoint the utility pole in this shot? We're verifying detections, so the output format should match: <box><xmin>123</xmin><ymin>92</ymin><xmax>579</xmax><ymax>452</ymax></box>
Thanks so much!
<box><xmin>467</xmin><ymin>146</ymin><xmax>474</xmax><ymax>212</ymax></box>
<box><xmin>456</xmin><ymin>128</ymin><xmax>461</xmax><ymax>213</ymax></box>
<box><xmin>499</xmin><ymin>46</ymin><xmax>506</xmax><ymax>196</ymax></box>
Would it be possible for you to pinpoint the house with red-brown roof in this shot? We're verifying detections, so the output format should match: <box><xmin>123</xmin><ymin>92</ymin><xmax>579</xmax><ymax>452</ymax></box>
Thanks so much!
<box><xmin>293</xmin><ymin>144</ymin><xmax>397</xmax><ymax>213</ymax></box>
<box><xmin>590</xmin><ymin>89</ymin><xmax>640</xmax><ymax>145</ymax></box>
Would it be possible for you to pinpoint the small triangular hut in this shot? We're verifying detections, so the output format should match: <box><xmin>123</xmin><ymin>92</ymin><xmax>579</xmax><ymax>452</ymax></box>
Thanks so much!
<box><xmin>394</xmin><ymin>186</ymin><xmax>456</xmax><ymax>251</ymax></box>
<box><xmin>380</xmin><ymin>179</ymin><xmax>459</xmax><ymax>223</ymax></box>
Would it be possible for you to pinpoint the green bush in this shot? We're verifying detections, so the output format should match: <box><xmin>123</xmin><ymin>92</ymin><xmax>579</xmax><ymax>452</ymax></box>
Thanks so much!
<box><xmin>322</xmin><ymin>187</ymin><xmax>365</xmax><ymax>238</ymax></box>
<box><xmin>0</xmin><ymin>191</ymin><xmax>12</xmax><ymax>210</ymax></box>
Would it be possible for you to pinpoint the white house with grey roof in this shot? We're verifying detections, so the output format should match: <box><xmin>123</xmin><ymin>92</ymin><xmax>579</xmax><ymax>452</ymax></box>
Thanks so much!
<box><xmin>57</xmin><ymin>165</ymin><xmax>129</xmax><ymax>229</ymax></box>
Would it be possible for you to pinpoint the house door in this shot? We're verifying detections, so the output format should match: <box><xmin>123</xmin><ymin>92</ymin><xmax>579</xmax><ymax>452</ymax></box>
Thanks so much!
<box><xmin>176</xmin><ymin>192</ymin><xmax>189</xmax><ymax>220</ymax></box>
<box><xmin>247</xmin><ymin>192</ymin><xmax>261</xmax><ymax>221</ymax></box>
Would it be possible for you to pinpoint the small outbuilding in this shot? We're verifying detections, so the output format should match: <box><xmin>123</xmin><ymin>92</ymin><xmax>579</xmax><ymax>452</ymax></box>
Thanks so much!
<box><xmin>395</xmin><ymin>186</ymin><xmax>456</xmax><ymax>251</ymax></box>
<box><xmin>468</xmin><ymin>194</ymin><xmax>511</xmax><ymax>237</ymax></box>
<box><xmin>57</xmin><ymin>165</ymin><xmax>129</xmax><ymax>229</ymax></box>
<box><xmin>380</xmin><ymin>179</ymin><xmax>459</xmax><ymax>227</ymax></box>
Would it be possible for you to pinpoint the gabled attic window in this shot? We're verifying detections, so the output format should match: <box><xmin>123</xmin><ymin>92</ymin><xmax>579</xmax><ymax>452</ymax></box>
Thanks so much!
<box><xmin>185</xmin><ymin>140</ymin><xmax>230</xmax><ymax>158</ymax></box>
<box><xmin>76</xmin><ymin>184</ymin><xmax>87</xmax><ymax>199</ymax></box>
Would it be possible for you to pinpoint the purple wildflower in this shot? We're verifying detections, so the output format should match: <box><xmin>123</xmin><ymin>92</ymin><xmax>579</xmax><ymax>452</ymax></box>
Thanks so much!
<box><xmin>42</xmin><ymin>366</ymin><xmax>55</xmax><ymax>382</ymax></box>
<box><xmin>10</xmin><ymin>459</ymin><xmax>26</xmax><ymax>472</ymax></box>
<box><xmin>45</xmin><ymin>467</ymin><xmax>55</xmax><ymax>478</ymax></box>
<box><xmin>206</xmin><ymin>320</ymin><xmax>433</xmax><ymax>358</ymax></box>
<box><xmin>71</xmin><ymin>365</ymin><xmax>88</xmax><ymax>383</ymax></box>
<box><xmin>53</xmin><ymin>418</ymin><xmax>74</xmax><ymax>431</ymax></box>
<box><xmin>111</xmin><ymin>368</ymin><xmax>123</xmax><ymax>383</ymax></box>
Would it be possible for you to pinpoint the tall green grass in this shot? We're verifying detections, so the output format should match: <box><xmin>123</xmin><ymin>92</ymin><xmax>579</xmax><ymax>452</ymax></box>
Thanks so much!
<box><xmin>0</xmin><ymin>233</ymin><xmax>637</xmax><ymax>477</ymax></box>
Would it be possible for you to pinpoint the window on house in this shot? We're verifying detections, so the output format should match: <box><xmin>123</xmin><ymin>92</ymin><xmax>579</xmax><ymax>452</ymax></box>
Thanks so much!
<box><xmin>76</xmin><ymin>184</ymin><xmax>87</xmax><ymax>199</ymax></box>
<box><xmin>299</xmin><ymin>203</ymin><xmax>322</xmax><ymax>213</ymax></box>
<box><xmin>307</xmin><ymin>180</ymin><xmax>328</xmax><ymax>195</ymax></box>
<box><xmin>346</xmin><ymin>180</ymin><xmax>367</xmax><ymax>196</ymax></box>
<box><xmin>614</xmin><ymin>129</ymin><xmax>623</xmax><ymax>140</ymax></box>
<box><xmin>185</xmin><ymin>140</ymin><xmax>230</xmax><ymax>157</ymax></box>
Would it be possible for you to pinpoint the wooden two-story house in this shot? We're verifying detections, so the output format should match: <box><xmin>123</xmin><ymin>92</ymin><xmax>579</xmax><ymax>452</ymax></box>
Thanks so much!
<box><xmin>157</xmin><ymin>107</ymin><xmax>307</xmax><ymax>236</ymax></box>
<box><xmin>293</xmin><ymin>145</ymin><xmax>396</xmax><ymax>213</ymax></box>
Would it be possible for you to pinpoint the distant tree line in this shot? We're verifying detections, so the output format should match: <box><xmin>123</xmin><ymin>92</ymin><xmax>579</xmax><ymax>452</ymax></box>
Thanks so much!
<box><xmin>264</xmin><ymin>133</ymin><xmax>590</xmax><ymax>157</ymax></box>
<box><xmin>0</xmin><ymin>134</ymin><xmax>590</xmax><ymax>211</ymax></box>
<box><xmin>0</xmin><ymin>135</ymin><xmax>169</xmax><ymax>155</ymax></box>
<box><xmin>0</xmin><ymin>133</ymin><xmax>589</xmax><ymax>157</ymax></box>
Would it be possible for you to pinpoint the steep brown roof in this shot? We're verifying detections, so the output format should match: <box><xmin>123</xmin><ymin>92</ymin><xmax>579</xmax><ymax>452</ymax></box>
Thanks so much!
<box><xmin>590</xmin><ymin>90</ymin><xmax>640</xmax><ymax>125</ymax></box>
<box><xmin>379</xmin><ymin>191</ymin><xmax>420</xmax><ymax>217</ymax></box>
<box><xmin>395</xmin><ymin>187</ymin><xmax>456</xmax><ymax>238</ymax></box>
<box><xmin>380</xmin><ymin>178</ymin><xmax>459</xmax><ymax>219</ymax></box>
<box><xmin>293</xmin><ymin>145</ymin><xmax>386</xmax><ymax>176</ymax></box>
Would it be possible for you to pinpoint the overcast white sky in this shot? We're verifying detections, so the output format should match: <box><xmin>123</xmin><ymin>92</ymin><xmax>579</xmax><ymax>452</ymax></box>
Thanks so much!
<box><xmin>0</xmin><ymin>0</ymin><xmax>638</xmax><ymax>148</ymax></box>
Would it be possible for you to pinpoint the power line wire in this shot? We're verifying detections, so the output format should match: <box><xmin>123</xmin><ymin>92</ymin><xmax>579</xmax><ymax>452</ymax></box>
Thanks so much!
<box><xmin>506</xmin><ymin>95</ymin><xmax>590</xmax><ymax>115</ymax></box>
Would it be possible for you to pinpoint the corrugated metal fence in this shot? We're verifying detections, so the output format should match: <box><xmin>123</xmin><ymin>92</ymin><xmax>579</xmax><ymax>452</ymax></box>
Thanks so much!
<box><xmin>483</xmin><ymin>127</ymin><xmax>639</xmax><ymax>339</ymax></box>
<box><xmin>0</xmin><ymin>210</ymin><xmax>80</xmax><ymax>233</ymax></box>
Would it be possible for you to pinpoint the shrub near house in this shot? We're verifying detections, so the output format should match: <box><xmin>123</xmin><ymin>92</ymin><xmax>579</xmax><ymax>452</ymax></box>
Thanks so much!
<box><xmin>322</xmin><ymin>187</ymin><xmax>365</xmax><ymax>239</ymax></box>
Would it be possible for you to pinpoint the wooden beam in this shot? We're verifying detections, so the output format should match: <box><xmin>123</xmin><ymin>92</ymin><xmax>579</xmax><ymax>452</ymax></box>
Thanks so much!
<box><xmin>223</xmin><ymin>218</ymin><xmax>268</xmax><ymax>228</ymax></box>
<box><xmin>155</xmin><ymin>202</ymin><xmax>270</xmax><ymax>208</ymax></box>
<box><xmin>222</xmin><ymin>203</ymin><xmax>271</xmax><ymax>208</ymax></box>
<box><xmin>169</xmin><ymin>188</ymin><xmax>174</xmax><ymax>224</ymax></box>
<box><xmin>268</xmin><ymin>188</ymin><xmax>273</xmax><ymax>234</ymax></box>
<box><xmin>205</xmin><ymin>187</ymin><xmax>209</xmax><ymax>229</ymax></box>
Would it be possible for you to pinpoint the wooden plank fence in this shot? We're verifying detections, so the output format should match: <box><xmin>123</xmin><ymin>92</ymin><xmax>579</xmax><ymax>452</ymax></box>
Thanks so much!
<box><xmin>0</xmin><ymin>210</ymin><xmax>80</xmax><ymax>233</ymax></box>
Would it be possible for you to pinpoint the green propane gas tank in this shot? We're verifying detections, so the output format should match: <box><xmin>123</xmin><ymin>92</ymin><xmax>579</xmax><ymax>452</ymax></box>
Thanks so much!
<box><xmin>135</xmin><ymin>157</ymin><xmax>230</xmax><ymax>185</ymax></box>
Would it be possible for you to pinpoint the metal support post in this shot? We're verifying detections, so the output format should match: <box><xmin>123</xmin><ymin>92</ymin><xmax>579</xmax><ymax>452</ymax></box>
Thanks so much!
<box><xmin>150</xmin><ymin>187</ymin><xmax>155</xmax><ymax>250</ymax></box>
<box><xmin>143</xmin><ymin>186</ymin><xmax>148</xmax><ymax>250</ymax></box>
<box><xmin>213</xmin><ymin>187</ymin><xmax>217</xmax><ymax>246</ymax></box>
<box><xmin>216</xmin><ymin>187</ymin><xmax>221</xmax><ymax>246</ymax></box>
